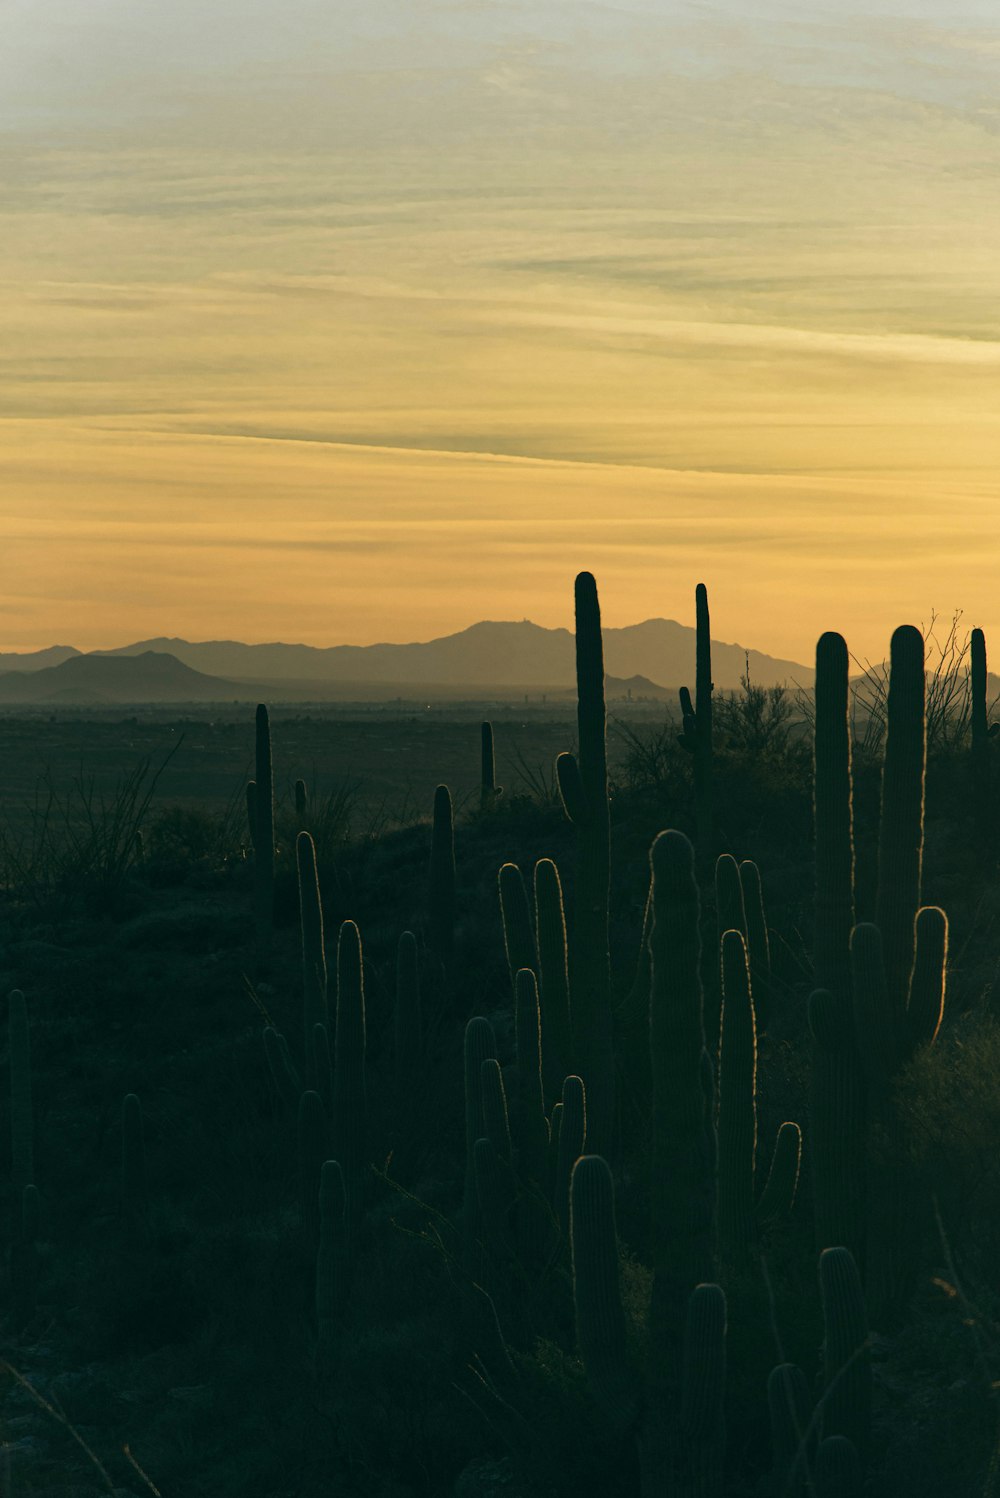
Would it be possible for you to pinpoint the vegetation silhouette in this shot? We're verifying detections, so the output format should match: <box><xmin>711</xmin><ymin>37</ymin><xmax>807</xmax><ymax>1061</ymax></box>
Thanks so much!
<box><xmin>0</xmin><ymin>575</ymin><xmax>999</xmax><ymax>1496</ymax></box>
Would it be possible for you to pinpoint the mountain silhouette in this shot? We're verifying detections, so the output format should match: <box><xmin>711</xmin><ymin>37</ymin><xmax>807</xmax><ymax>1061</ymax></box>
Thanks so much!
<box><xmin>79</xmin><ymin>618</ymin><xmax>812</xmax><ymax>691</ymax></box>
<box><xmin>0</xmin><ymin>652</ymin><xmax>245</xmax><ymax>706</ymax></box>
<box><xmin>0</xmin><ymin>645</ymin><xmax>80</xmax><ymax>673</ymax></box>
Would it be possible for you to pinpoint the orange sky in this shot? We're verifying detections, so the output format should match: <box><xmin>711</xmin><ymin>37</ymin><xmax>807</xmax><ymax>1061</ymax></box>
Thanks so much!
<box><xmin>3</xmin><ymin>2</ymin><xmax>1000</xmax><ymax>666</ymax></box>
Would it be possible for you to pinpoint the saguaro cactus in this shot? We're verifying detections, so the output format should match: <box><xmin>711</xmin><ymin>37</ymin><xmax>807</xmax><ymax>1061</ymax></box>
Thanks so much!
<box><xmin>970</xmin><ymin>627</ymin><xmax>996</xmax><ymax>823</ymax></box>
<box><xmin>875</xmin><ymin>625</ymin><xmax>925</xmax><ymax>1013</ymax></box>
<box><xmin>739</xmin><ymin>860</ymin><xmax>771</xmax><ymax>1033</ymax></box>
<box><xmin>296</xmin><ymin>831</ymin><xmax>327</xmax><ymax>1089</ymax></box>
<box><xmin>717</xmin><ymin>930</ymin><xmax>757</xmax><ymax>1267</ymax></box>
<box><xmin>851</xmin><ymin>909</ymin><xmax>948</xmax><ymax>1325</ymax></box>
<box><xmin>480</xmin><ymin>721</ymin><xmax>502</xmax><ymax>809</ymax></box>
<box><xmin>294</xmin><ymin>777</ymin><xmax>309</xmax><ymax>830</ymax></box>
<box><xmin>332</xmin><ymin>920</ymin><xmax>367</xmax><ymax>1252</ymax></box>
<box><xmin>512</xmin><ymin>968</ymin><xmax>549</xmax><ymax>1193</ymax></box>
<box><xmin>571</xmin><ymin>1151</ymin><xmax>728</xmax><ymax>1495</ymax></box>
<box><xmin>499</xmin><ymin>863</ymin><xmax>538</xmax><ymax>994</ymax></box>
<box><xmin>811</xmin><ymin>632</ymin><xmax>866</xmax><ymax>1264</ymax></box>
<box><xmin>556</xmin><ymin>571</ymin><xmax>614</xmax><ymax>1158</ymax></box>
<box><xmin>818</xmin><ymin>1246</ymin><xmax>870</xmax><ymax>1459</ymax></box>
<box><xmin>463</xmin><ymin>1016</ymin><xmax>498</xmax><ymax>1270</ymax></box>
<box><xmin>678</xmin><ymin>582</ymin><xmax>714</xmax><ymax>862</ymax></box>
<box><xmin>534</xmin><ymin>858</ymin><xmax>572</xmax><ymax>1108</ymax></box>
<box><xmin>570</xmin><ymin>1155</ymin><xmax>636</xmax><ymax>1433</ymax></box>
<box><xmin>649</xmin><ymin>832</ymin><xmax>717</xmax><ymax>1331</ymax></box>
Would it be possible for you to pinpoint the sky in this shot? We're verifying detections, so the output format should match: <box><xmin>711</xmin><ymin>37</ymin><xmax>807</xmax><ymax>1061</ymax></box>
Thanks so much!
<box><xmin>3</xmin><ymin>1</ymin><xmax>1000</xmax><ymax>665</ymax></box>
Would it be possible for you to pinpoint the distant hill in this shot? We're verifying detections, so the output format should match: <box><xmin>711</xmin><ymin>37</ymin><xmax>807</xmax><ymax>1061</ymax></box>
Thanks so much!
<box><xmin>86</xmin><ymin>619</ymin><xmax>813</xmax><ymax>691</ymax></box>
<box><xmin>0</xmin><ymin>652</ymin><xmax>246</xmax><ymax>706</ymax></box>
<box><xmin>0</xmin><ymin>645</ymin><xmax>80</xmax><ymax>673</ymax></box>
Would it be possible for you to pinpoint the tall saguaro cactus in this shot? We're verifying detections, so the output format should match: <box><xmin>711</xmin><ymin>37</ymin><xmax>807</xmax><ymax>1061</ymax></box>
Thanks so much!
<box><xmin>556</xmin><ymin>571</ymin><xmax>614</xmax><ymax>1157</ymax></box>
<box><xmin>875</xmin><ymin>625</ymin><xmax>926</xmax><ymax>1013</ymax></box>
<box><xmin>717</xmin><ymin>930</ymin><xmax>757</xmax><ymax>1267</ymax></box>
<box><xmin>678</xmin><ymin>583</ymin><xmax>714</xmax><ymax>863</ymax></box>
<box><xmin>811</xmin><ymin>632</ymin><xmax>866</xmax><ymax>1264</ymax></box>
<box><xmin>648</xmin><ymin>829</ymin><xmax>718</xmax><ymax>1467</ymax></box>
<box><xmin>296</xmin><ymin>831</ymin><xmax>327</xmax><ymax>1089</ymax></box>
<box><xmin>970</xmin><ymin>627</ymin><xmax>996</xmax><ymax>823</ymax></box>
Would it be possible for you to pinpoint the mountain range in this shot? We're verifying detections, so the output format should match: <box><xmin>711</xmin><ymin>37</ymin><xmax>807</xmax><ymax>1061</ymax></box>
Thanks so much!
<box><xmin>0</xmin><ymin>619</ymin><xmax>814</xmax><ymax>705</ymax></box>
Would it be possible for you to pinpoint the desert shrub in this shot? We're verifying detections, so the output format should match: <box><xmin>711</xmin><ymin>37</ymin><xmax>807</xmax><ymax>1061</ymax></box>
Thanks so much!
<box><xmin>0</xmin><ymin>747</ymin><xmax>178</xmax><ymax>914</ymax></box>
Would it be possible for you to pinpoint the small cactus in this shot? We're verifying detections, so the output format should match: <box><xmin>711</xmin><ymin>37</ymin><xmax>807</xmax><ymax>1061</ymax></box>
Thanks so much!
<box><xmin>819</xmin><ymin>1246</ymin><xmax>870</xmax><ymax>1459</ymax></box>
<box><xmin>294</xmin><ymin>776</ymin><xmax>308</xmax><ymax>829</ymax></box>
<box><xmin>480</xmin><ymin>721</ymin><xmax>502</xmax><ymax>809</ymax></box>
<box><xmin>570</xmin><ymin>1155</ymin><xmax>636</xmax><ymax>1433</ymax></box>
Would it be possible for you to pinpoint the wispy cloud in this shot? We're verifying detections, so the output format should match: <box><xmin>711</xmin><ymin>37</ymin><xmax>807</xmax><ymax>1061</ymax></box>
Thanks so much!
<box><xmin>2</xmin><ymin>2</ymin><xmax>1000</xmax><ymax>654</ymax></box>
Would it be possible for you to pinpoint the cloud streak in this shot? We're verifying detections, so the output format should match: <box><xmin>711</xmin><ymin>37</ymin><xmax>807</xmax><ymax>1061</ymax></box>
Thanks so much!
<box><xmin>2</xmin><ymin>2</ymin><xmax>999</xmax><ymax>655</ymax></box>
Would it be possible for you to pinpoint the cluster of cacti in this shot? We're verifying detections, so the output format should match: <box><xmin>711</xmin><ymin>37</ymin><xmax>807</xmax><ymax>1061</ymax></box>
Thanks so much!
<box><xmin>6</xmin><ymin>566</ymin><xmax>982</xmax><ymax>1497</ymax></box>
<box><xmin>809</xmin><ymin>624</ymin><xmax>948</xmax><ymax>1328</ymax></box>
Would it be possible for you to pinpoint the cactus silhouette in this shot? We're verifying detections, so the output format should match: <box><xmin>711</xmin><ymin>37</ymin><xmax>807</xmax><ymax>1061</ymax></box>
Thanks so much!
<box><xmin>332</xmin><ymin>920</ymin><xmax>367</xmax><ymax>1253</ymax></box>
<box><xmin>818</xmin><ymin>1246</ymin><xmax>870</xmax><ymax>1458</ymax></box>
<box><xmin>462</xmin><ymin>1016</ymin><xmax>498</xmax><ymax>1271</ymax></box>
<box><xmin>970</xmin><ymin>627</ymin><xmax>996</xmax><ymax>829</ymax></box>
<box><xmin>499</xmin><ymin>862</ymin><xmax>537</xmax><ymax>994</ymax></box>
<box><xmin>717</xmin><ymin>929</ymin><xmax>757</xmax><ymax>1266</ymax></box>
<box><xmin>296</xmin><ymin>831</ymin><xmax>327</xmax><ymax>1089</ymax></box>
<box><xmin>557</xmin><ymin>571</ymin><xmax>614</xmax><ymax>1158</ymax></box>
<box><xmin>811</xmin><ymin>631</ymin><xmax>866</xmax><ymax>1265</ymax></box>
<box><xmin>534</xmin><ymin>857</ymin><xmax>572</xmax><ymax>1108</ymax></box>
<box><xmin>480</xmin><ymin>720</ymin><xmax>502</xmax><ymax>809</ymax></box>
<box><xmin>678</xmin><ymin>582</ymin><xmax>714</xmax><ymax>861</ymax></box>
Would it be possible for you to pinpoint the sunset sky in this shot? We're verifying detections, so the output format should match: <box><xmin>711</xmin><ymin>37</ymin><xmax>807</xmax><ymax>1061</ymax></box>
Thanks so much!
<box><xmin>4</xmin><ymin>0</ymin><xmax>1000</xmax><ymax>664</ymax></box>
